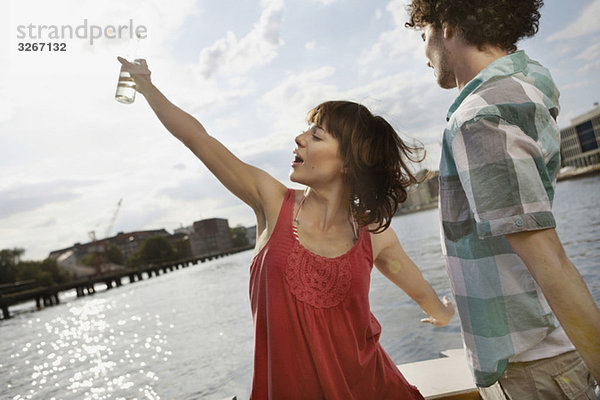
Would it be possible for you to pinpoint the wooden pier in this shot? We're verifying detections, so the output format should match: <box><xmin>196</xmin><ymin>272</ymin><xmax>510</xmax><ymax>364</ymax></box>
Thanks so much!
<box><xmin>0</xmin><ymin>246</ymin><xmax>253</xmax><ymax>320</ymax></box>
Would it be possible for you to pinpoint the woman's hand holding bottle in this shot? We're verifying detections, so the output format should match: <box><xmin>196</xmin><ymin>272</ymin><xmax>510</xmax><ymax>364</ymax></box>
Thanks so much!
<box><xmin>117</xmin><ymin>56</ymin><xmax>153</xmax><ymax>97</ymax></box>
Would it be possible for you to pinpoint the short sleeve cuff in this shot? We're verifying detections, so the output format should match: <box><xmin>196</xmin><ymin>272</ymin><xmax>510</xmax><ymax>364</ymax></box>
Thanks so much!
<box><xmin>476</xmin><ymin>211</ymin><xmax>556</xmax><ymax>239</ymax></box>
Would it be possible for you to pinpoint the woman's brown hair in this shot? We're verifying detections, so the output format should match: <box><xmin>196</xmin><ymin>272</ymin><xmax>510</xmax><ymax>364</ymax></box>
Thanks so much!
<box><xmin>307</xmin><ymin>101</ymin><xmax>423</xmax><ymax>233</ymax></box>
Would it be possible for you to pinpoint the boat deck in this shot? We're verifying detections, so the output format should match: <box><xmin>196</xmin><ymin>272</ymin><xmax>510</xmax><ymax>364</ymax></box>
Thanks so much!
<box><xmin>398</xmin><ymin>348</ymin><xmax>481</xmax><ymax>399</ymax></box>
<box><xmin>222</xmin><ymin>348</ymin><xmax>481</xmax><ymax>400</ymax></box>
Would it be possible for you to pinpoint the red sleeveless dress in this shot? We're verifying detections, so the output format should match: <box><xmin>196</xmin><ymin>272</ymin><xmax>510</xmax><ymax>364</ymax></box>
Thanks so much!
<box><xmin>249</xmin><ymin>189</ymin><xmax>424</xmax><ymax>399</ymax></box>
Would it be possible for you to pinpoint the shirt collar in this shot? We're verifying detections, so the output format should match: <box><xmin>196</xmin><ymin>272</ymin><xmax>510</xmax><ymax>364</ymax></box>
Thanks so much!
<box><xmin>446</xmin><ymin>50</ymin><xmax>529</xmax><ymax>121</ymax></box>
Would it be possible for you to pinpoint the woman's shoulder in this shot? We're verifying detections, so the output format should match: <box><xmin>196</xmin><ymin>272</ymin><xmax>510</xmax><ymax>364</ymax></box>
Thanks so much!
<box><xmin>257</xmin><ymin>181</ymin><xmax>285</xmax><ymax>206</ymax></box>
<box><xmin>253</xmin><ymin>185</ymin><xmax>291</xmax><ymax>252</ymax></box>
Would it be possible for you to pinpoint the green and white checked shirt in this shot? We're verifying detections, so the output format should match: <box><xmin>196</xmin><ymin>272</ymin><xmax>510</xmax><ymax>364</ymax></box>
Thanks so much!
<box><xmin>439</xmin><ymin>51</ymin><xmax>564</xmax><ymax>386</ymax></box>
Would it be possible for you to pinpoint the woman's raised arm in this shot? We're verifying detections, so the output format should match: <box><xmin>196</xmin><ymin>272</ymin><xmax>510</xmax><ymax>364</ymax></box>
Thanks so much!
<box><xmin>117</xmin><ymin>57</ymin><xmax>286</xmax><ymax>213</ymax></box>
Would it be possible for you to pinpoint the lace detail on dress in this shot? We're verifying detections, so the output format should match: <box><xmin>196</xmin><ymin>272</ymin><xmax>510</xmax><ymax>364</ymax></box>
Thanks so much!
<box><xmin>285</xmin><ymin>240</ymin><xmax>352</xmax><ymax>308</ymax></box>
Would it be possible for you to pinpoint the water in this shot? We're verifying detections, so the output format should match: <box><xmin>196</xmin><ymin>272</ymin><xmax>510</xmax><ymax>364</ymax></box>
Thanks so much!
<box><xmin>2</xmin><ymin>175</ymin><xmax>599</xmax><ymax>400</ymax></box>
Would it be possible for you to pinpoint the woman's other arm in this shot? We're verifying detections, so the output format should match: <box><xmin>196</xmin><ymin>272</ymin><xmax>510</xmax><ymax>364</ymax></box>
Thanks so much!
<box><xmin>372</xmin><ymin>228</ymin><xmax>454</xmax><ymax>326</ymax></box>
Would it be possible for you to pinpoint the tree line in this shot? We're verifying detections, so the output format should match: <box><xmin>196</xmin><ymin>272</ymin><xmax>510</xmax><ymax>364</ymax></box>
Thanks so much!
<box><xmin>1</xmin><ymin>248</ymin><xmax>70</xmax><ymax>287</ymax></box>
<box><xmin>0</xmin><ymin>226</ymin><xmax>250</xmax><ymax>286</ymax></box>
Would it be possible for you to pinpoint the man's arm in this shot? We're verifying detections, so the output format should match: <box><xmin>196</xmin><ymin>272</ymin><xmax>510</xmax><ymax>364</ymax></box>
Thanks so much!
<box><xmin>506</xmin><ymin>228</ymin><xmax>600</xmax><ymax>381</ymax></box>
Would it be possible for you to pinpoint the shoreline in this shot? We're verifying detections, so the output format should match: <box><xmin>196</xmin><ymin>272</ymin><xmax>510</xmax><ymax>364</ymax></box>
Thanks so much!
<box><xmin>557</xmin><ymin>164</ymin><xmax>600</xmax><ymax>181</ymax></box>
<box><xmin>396</xmin><ymin>201</ymin><xmax>438</xmax><ymax>216</ymax></box>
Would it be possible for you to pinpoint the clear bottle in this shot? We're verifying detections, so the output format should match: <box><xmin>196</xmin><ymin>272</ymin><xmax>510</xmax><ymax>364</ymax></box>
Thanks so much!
<box><xmin>115</xmin><ymin>34</ymin><xmax>143</xmax><ymax>104</ymax></box>
<box><xmin>115</xmin><ymin>61</ymin><xmax>138</xmax><ymax>104</ymax></box>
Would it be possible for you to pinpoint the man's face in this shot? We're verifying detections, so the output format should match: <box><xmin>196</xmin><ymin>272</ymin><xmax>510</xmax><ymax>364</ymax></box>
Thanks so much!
<box><xmin>421</xmin><ymin>24</ymin><xmax>456</xmax><ymax>89</ymax></box>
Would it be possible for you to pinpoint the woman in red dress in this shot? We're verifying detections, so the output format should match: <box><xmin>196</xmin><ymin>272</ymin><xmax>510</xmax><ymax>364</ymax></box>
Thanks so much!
<box><xmin>119</xmin><ymin>57</ymin><xmax>454</xmax><ymax>399</ymax></box>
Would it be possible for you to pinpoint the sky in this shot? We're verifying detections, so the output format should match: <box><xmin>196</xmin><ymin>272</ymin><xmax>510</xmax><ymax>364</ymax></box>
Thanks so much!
<box><xmin>1</xmin><ymin>0</ymin><xmax>599</xmax><ymax>260</ymax></box>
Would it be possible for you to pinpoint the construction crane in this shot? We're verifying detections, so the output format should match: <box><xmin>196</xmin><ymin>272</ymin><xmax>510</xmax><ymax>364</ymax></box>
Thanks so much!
<box><xmin>105</xmin><ymin>198</ymin><xmax>123</xmax><ymax>239</ymax></box>
<box><xmin>88</xmin><ymin>198</ymin><xmax>123</xmax><ymax>275</ymax></box>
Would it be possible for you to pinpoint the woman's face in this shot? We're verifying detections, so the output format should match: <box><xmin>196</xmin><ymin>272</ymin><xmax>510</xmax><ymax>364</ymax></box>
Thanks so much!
<box><xmin>289</xmin><ymin>125</ymin><xmax>345</xmax><ymax>188</ymax></box>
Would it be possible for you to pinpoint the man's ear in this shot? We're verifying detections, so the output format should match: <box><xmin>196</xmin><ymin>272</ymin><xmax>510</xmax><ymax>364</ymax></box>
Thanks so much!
<box><xmin>442</xmin><ymin>23</ymin><xmax>455</xmax><ymax>40</ymax></box>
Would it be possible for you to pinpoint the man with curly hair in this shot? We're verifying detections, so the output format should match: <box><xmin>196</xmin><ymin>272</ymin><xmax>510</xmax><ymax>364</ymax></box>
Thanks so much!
<box><xmin>405</xmin><ymin>0</ymin><xmax>600</xmax><ymax>398</ymax></box>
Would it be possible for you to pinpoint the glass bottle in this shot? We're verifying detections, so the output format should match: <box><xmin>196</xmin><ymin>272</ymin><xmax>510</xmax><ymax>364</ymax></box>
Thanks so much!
<box><xmin>115</xmin><ymin>34</ymin><xmax>143</xmax><ymax>104</ymax></box>
<box><xmin>115</xmin><ymin>61</ymin><xmax>138</xmax><ymax>104</ymax></box>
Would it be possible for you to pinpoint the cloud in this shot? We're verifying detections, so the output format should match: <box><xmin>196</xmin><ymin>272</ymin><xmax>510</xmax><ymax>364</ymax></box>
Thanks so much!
<box><xmin>576</xmin><ymin>37</ymin><xmax>600</xmax><ymax>61</ymax></box>
<box><xmin>357</xmin><ymin>0</ymin><xmax>423</xmax><ymax>79</ymax></box>
<box><xmin>152</xmin><ymin>175</ymin><xmax>251</xmax><ymax>228</ymax></box>
<box><xmin>572</xmin><ymin>36</ymin><xmax>600</xmax><ymax>74</ymax></box>
<box><xmin>559</xmin><ymin>80</ymin><xmax>596</xmax><ymax>91</ymax></box>
<box><xmin>35</xmin><ymin>218</ymin><xmax>58</xmax><ymax>228</ymax></box>
<box><xmin>158</xmin><ymin>175</ymin><xmax>232</xmax><ymax>203</ymax></box>
<box><xmin>257</xmin><ymin>66</ymin><xmax>341</xmax><ymax>150</ymax></box>
<box><xmin>0</xmin><ymin>180</ymin><xmax>96</xmax><ymax>220</ymax></box>
<box><xmin>197</xmin><ymin>0</ymin><xmax>285</xmax><ymax>78</ymax></box>
<box><xmin>243</xmin><ymin>146</ymin><xmax>297</xmax><ymax>183</ymax></box>
<box><xmin>546</xmin><ymin>0</ymin><xmax>600</xmax><ymax>41</ymax></box>
<box><xmin>260</xmin><ymin>66</ymin><xmax>338</xmax><ymax>117</ymax></box>
<box><xmin>577</xmin><ymin>61</ymin><xmax>600</xmax><ymax>75</ymax></box>
<box><xmin>309</xmin><ymin>0</ymin><xmax>338</xmax><ymax>5</ymax></box>
<box><xmin>113</xmin><ymin>206</ymin><xmax>171</xmax><ymax>234</ymax></box>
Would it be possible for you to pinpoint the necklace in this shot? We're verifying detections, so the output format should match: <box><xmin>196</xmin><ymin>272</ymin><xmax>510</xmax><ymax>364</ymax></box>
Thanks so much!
<box><xmin>293</xmin><ymin>189</ymin><xmax>359</xmax><ymax>242</ymax></box>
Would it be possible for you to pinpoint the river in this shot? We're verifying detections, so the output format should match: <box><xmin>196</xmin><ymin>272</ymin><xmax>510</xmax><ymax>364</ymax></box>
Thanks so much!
<box><xmin>1</xmin><ymin>175</ymin><xmax>599</xmax><ymax>400</ymax></box>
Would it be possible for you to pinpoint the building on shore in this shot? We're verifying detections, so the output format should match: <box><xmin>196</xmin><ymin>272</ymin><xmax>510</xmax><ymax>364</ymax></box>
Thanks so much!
<box><xmin>49</xmin><ymin>229</ymin><xmax>171</xmax><ymax>276</ymax></box>
<box><xmin>245</xmin><ymin>225</ymin><xmax>257</xmax><ymax>247</ymax></box>
<box><xmin>168</xmin><ymin>232</ymin><xmax>193</xmax><ymax>260</ymax></box>
<box><xmin>49</xmin><ymin>218</ymin><xmax>252</xmax><ymax>275</ymax></box>
<box><xmin>108</xmin><ymin>230</ymin><xmax>171</xmax><ymax>261</ymax></box>
<box><xmin>560</xmin><ymin>105</ymin><xmax>600</xmax><ymax>168</ymax></box>
<box><xmin>189</xmin><ymin>218</ymin><xmax>234</xmax><ymax>257</ymax></box>
<box><xmin>396</xmin><ymin>170</ymin><xmax>439</xmax><ymax>215</ymax></box>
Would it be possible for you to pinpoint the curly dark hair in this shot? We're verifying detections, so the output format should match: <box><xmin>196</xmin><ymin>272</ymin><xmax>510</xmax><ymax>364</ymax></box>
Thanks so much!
<box><xmin>405</xmin><ymin>0</ymin><xmax>544</xmax><ymax>53</ymax></box>
<box><xmin>306</xmin><ymin>101</ymin><xmax>424</xmax><ymax>233</ymax></box>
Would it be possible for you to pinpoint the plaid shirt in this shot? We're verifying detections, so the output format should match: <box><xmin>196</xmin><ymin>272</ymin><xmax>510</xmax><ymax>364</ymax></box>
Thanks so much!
<box><xmin>439</xmin><ymin>51</ymin><xmax>562</xmax><ymax>386</ymax></box>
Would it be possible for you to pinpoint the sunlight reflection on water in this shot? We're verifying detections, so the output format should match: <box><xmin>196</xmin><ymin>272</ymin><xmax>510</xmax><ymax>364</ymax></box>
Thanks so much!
<box><xmin>5</xmin><ymin>295</ymin><xmax>174</xmax><ymax>400</ymax></box>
